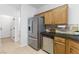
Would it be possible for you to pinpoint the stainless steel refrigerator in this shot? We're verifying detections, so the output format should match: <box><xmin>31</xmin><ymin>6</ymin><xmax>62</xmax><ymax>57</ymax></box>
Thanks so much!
<box><xmin>28</xmin><ymin>16</ymin><xmax>45</xmax><ymax>50</ymax></box>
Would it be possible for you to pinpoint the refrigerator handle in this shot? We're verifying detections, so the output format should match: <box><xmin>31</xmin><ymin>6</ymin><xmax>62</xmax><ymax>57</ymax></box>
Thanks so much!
<box><xmin>32</xmin><ymin>21</ymin><xmax>33</xmax><ymax>33</ymax></box>
<box><xmin>28</xmin><ymin>26</ymin><xmax>30</xmax><ymax>31</ymax></box>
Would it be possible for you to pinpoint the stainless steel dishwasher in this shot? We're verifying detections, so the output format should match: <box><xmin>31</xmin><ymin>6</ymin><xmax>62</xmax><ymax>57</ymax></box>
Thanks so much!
<box><xmin>42</xmin><ymin>36</ymin><xmax>53</xmax><ymax>54</ymax></box>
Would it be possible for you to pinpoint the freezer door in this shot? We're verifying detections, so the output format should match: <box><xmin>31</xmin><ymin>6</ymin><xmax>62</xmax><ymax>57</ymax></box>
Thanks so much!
<box><xmin>28</xmin><ymin>36</ymin><xmax>39</xmax><ymax>50</ymax></box>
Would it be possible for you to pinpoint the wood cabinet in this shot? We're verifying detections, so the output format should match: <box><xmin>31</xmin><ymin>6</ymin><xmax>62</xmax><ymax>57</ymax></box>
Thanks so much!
<box><xmin>37</xmin><ymin>11</ymin><xmax>54</xmax><ymax>24</ymax></box>
<box><xmin>53</xmin><ymin>5</ymin><xmax>68</xmax><ymax>24</ymax></box>
<box><xmin>38</xmin><ymin>13</ymin><xmax>45</xmax><ymax>17</ymax></box>
<box><xmin>54</xmin><ymin>42</ymin><xmax>65</xmax><ymax>54</ymax></box>
<box><xmin>44</xmin><ymin>12</ymin><xmax>50</xmax><ymax>24</ymax></box>
<box><xmin>44</xmin><ymin>11</ymin><xmax>54</xmax><ymax>24</ymax></box>
<box><xmin>70</xmin><ymin>46</ymin><xmax>79</xmax><ymax>54</ymax></box>
<box><xmin>69</xmin><ymin>39</ymin><xmax>79</xmax><ymax>54</ymax></box>
<box><xmin>54</xmin><ymin>36</ymin><xmax>79</xmax><ymax>54</ymax></box>
<box><xmin>53</xmin><ymin>34</ymin><xmax>79</xmax><ymax>54</ymax></box>
<box><xmin>35</xmin><ymin>4</ymin><xmax>68</xmax><ymax>25</ymax></box>
<box><xmin>54</xmin><ymin>37</ymin><xmax>66</xmax><ymax>54</ymax></box>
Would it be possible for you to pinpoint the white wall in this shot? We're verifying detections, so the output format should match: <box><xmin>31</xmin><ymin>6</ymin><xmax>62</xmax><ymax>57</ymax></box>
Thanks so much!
<box><xmin>20</xmin><ymin>5</ymin><xmax>37</xmax><ymax>46</ymax></box>
<box><xmin>0</xmin><ymin>15</ymin><xmax>12</xmax><ymax>38</ymax></box>
<box><xmin>14</xmin><ymin>8</ymin><xmax>21</xmax><ymax>42</ymax></box>
<box><xmin>0</xmin><ymin>4</ymin><xmax>17</xmax><ymax>17</ymax></box>
<box><xmin>0</xmin><ymin>4</ymin><xmax>20</xmax><ymax>41</ymax></box>
<box><xmin>68</xmin><ymin>4</ymin><xmax>79</xmax><ymax>24</ymax></box>
<box><xmin>36</xmin><ymin>4</ymin><xmax>79</xmax><ymax>25</ymax></box>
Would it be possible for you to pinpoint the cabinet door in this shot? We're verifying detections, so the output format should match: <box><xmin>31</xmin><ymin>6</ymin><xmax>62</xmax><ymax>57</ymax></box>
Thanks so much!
<box><xmin>54</xmin><ymin>42</ymin><xmax>66</xmax><ymax>54</ymax></box>
<box><xmin>44</xmin><ymin>12</ymin><xmax>51</xmax><ymax>24</ymax></box>
<box><xmin>44</xmin><ymin>11</ymin><xmax>54</xmax><ymax>24</ymax></box>
<box><xmin>53</xmin><ymin>5</ymin><xmax>68</xmax><ymax>24</ymax></box>
<box><xmin>54</xmin><ymin>37</ymin><xmax>65</xmax><ymax>43</ymax></box>
<box><xmin>49</xmin><ymin>10</ymin><xmax>54</xmax><ymax>24</ymax></box>
<box><xmin>70</xmin><ymin>47</ymin><xmax>79</xmax><ymax>54</ymax></box>
<box><xmin>70</xmin><ymin>40</ymin><xmax>79</xmax><ymax>54</ymax></box>
<box><xmin>54</xmin><ymin>37</ymin><xmax>66</xmax><ymax>54</ymax></box>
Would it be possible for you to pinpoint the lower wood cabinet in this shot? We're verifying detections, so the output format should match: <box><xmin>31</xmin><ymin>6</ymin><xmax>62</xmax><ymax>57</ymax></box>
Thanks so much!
<box><xmin>69</xmin><ymin>39</ymin><xmax>79</xmax><ymax>54</ymax></box>
<box><xmin>54</xmin><ymin>37</ymin><xmax>66</xmax><ymax>54</ymax></box>
<box><xmin>54</xmin><ymin>42</ymin><xmax>66</xmax><ymax>54</ymax></box>
<box><xmin>70</xmin><ymin>47</ymin><xmax>79</xmax><ymax>54</ymax></box>
<box><xmin>54</xmin><ymin>36</ymin><xmax>79</xmax><ymax>54</ymax></box>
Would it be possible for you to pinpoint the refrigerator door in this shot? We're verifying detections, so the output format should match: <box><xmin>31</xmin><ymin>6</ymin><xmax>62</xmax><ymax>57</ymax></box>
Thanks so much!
<box><xmin>28</xmin><ymin>18</ymin><xmax>33</xmax><ymax>35</ymax></box>
<box><xmin>32</xmin><ymin>17</ymin><xmax>38</xmax><ymax>38</ymax></box>
<box><xmin>28</xmin><ymin>16</ymin><xmax>45</xmax><ymax>50</ymax></box>
<box><xmin>28</xmin><ymin>36</ymin><xmax>39</xmax><ymax>50</ymax></box>
<box><xmin>38</xmin><ymin>16</ymin><xmax>45</xmax><ymax>33</ymax></box>
<box><xmin>28</xmin><ymin>17</ymin><xmax>38</xmax><ymax>38</ymax></box>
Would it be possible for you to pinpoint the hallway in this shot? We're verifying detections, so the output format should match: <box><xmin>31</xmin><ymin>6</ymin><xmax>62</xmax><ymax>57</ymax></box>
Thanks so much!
<box><xmin>0</xmin><ymin>38</ymin><xmax>46</xmax><ymax>54</ymax></box>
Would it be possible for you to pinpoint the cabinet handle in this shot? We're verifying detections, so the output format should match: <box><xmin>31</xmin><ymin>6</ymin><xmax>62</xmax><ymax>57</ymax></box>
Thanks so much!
<box><xmin>71</xmin><ymin>46</ymin><xmax>79</xmax><ymax>50</ymax></box>
<box><xmin>70</xmin><ymin>47</ymin><xmax>79</xmax><ymax>54</ymax></box>
<box><xmin>55</xmin><ymin>42</ymin><xmax>65</xmax><ymax>46</ymax></box>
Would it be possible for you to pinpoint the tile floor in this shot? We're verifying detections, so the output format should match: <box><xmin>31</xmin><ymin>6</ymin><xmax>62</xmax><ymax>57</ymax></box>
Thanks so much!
<box><xmin>0</xmin><ymin>38</ymin><xmax>47</xmax><ymax>54</ymax></box>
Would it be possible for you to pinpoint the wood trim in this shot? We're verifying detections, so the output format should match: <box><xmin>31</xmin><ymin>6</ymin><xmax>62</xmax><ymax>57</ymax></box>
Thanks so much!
<box><xmin>70</xmin><ymin>39</ymin><xmax>79</xmax><ymax>50</ymax></box>
<box><xmin>54</xmin><ymin>37</ymin><xmax>65</xmax><ymax>43</ymax></box>
<box><xmin>65</xmin><ymin>39</ymin><xmax>70</xmax><ymax>54</ymax></box>
<box><xmin>70</xmin><ymin>47</ymin><xmax>79</xmax><ymax>54</ymax></box>
<box><xmin>55</xmin><ymin>41</ymin><xmax>65</xmax><ymax>46</ymax></box>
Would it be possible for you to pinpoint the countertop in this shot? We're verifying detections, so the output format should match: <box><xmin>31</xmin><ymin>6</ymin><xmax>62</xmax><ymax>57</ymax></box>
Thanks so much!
<box><xmin>41</xmin><ymin>30</ymin><xmax>79</xmax><ymax>41</ymax></box>
<box><xmin>55</xmin><ymin>31</ymin><xmax>79</xmax><ymax>41</ymax></box>
<box><xmin>41</xmin><ymin>31</ymin><xmax>55</xmax><ymax>39</ymax></box>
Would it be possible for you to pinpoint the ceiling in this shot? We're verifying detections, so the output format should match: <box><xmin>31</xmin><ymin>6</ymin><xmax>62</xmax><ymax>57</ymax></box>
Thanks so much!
<box><xmin>8</xmin><ymin>4</ymin><xmax>21</xmax><ymax>10</ymax></box>
<box><xmin>29</xmin><ymin>4</ymin><xmax>47</xmax><ymax>8</ymax></box>
<box><xmin>7</xmin><ymin>4</ymin><xmax>47</xmax><ymax>9</ymax></box>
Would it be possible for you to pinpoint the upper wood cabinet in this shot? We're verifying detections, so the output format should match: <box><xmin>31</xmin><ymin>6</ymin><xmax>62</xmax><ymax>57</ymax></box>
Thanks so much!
<box><xmin>53</xmin><ymin>5</ymin><xmax>68</xmax><ymax>24</ymax></box>
<box><xmin>44</xmin><ymin>12</ymin><xmax>50</xmax><ymax>24</ymax></box>
<box><xmin>38</xmin><ymin>13</ymin><xmax>45</xmax><ymax>17</ymax></box>
<box><xmin>35</xmin><ymin>4</ymin><xmax>68</xmax><ymax>25</ymax></box>
<box><xmin>37</xmin><ymin>11</ymin><xmax>54</xmax><ymax>24</ymax></box>
<box><xmin>44</xmin><ymin>11</ymin><xmax>54</xmax><ymax>24</ymax></box>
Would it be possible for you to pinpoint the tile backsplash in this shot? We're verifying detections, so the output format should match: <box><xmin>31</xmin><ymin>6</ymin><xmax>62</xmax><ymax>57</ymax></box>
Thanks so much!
<box><xmin>45</xmin><ymin>24</ymin><xmax>79</xmax><ymax>32</ymax></box>
<box><xmin>45</xmin><ymin>25</ymin><xmax>56</xmax><ymax>32</ymax></box>
<box><xmin>67</xmin><ymin>24</ymin><xmax>79</xmax><ymax>32</ymax></box>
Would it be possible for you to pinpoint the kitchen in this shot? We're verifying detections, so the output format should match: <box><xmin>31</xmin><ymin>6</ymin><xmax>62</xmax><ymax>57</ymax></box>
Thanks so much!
<box><xmin>28</xmin><ymin>4</ymin><xmax>79</xmax><ymax>54</ymax></box>
<box><xmin>0</xmin><ymin>4</ymin><xmax>79</xmax><ymax>54</ymax></box>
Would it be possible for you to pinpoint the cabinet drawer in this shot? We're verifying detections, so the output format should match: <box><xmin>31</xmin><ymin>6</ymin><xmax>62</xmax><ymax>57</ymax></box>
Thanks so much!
<box><xmin>54</xmin><ymin>37</ymin><xmax>65</xmax><ymax>43</ymax></box>
<box><xmin>70</xmin><ymin>47</ymin><xmax>79</xmax><ymax>54</ymax></box>
<box><xmin>70</xmin><ymin>40</ymin><xmax>79</xmax><ymax>50</ymax></box>
<box><xmin>54</xmin><ymin>41</ymin><xmax>66</xmax><ymax>54</ymax></box>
